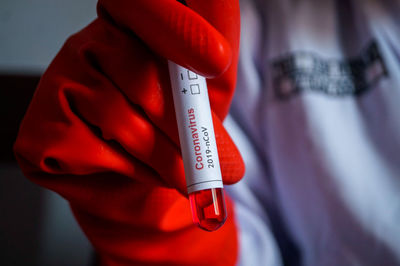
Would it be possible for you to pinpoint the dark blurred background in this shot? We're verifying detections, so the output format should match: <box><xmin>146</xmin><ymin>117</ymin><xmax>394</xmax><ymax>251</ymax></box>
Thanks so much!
<box><xmin>0</xmin><ymin>1</ymin><xmax>98</xmax><ymax>265</ymax></box>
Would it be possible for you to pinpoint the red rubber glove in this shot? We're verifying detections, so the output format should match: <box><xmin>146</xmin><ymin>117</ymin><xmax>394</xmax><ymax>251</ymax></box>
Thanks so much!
<box><xmin>14</xmin><ymin>1</ymin><xmax>243</xmax><ymax>265</ymax></box>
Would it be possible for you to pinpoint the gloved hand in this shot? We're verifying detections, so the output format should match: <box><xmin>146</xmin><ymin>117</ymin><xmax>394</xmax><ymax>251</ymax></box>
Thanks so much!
<box><xmin>14</xmin><ymin>0</ymin><xmax>243</xmax><ymax>265</ymax></box>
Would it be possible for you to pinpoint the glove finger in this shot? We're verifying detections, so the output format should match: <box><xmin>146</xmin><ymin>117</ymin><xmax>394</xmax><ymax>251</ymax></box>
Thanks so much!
<box><xmin>76</xmin><ymin>19</ymin><xmax>180</xmax><ymax>146</ymax></box>
<box><xmin>13</xmin><ymin>88</ymin><xmax>160</xmax><ymax>188</ymax></box>
<box><xmin>65</xmin><ymin>80</ymin><xmax>188</xmax><ymax>195</ymax></box>
<box><xmin>97</xmin><ymin>0</ymin><xmax>232</xmax><ymax>78</ymax></box>
<box><xmin>185</xmin><ymin>0</ymin><xmax>240</xmax><ymax>48</ymax></box>
<box><xmin>212</xmin><ymin>112</ymin><xmax>245</xmax><ymax>184</ymax></box>
<box><xmin>182</xmin><ymin>0</ymin><xmax>241</xmax><ymax>120</ymax></box>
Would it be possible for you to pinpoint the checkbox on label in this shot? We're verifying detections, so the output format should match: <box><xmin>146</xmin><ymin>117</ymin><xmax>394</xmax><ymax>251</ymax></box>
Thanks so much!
<box><xmin>190</xmin><ymin>84</ymin><xmax>200</xmax><ymax>94</ymax></box>
<box><xmin>188</xmin><ymin>70</ymin><xmax>198</xmax><ymax>80</ymax></box>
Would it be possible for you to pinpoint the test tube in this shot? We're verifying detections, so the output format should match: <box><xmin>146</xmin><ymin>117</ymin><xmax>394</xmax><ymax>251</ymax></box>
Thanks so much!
<box><xmin>168</xmin><ymin>61</ymin><xmax>227</xmax><ymax>231</ymax></box>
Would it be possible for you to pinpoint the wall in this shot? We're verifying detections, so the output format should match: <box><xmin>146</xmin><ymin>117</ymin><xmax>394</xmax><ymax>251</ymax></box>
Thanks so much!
<box><xmin>0</xmin><ymin>0</ymin><xmax>97</xmax><ymax>73</ymax></box>
<box><xmin>0</xmin><ymin>1</ymin><xmax>98</xmax><ymax>265</ymax></box>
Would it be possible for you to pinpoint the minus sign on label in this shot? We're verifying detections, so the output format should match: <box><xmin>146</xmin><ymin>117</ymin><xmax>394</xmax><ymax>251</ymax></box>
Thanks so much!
<box><xmin>180</xmin><ymin>73</ymin><xmax>184</xmax><ymax>80</ymax></box>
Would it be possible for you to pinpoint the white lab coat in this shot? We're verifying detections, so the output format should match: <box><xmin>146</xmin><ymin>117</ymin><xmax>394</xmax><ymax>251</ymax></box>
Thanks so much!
<box><xmin>226</xmin><ymin>0</ymin><xmax>400</xmax><ymax>265</ymax></box>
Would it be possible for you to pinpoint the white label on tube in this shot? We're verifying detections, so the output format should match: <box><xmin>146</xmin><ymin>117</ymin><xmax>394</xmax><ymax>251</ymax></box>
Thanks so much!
<box><xmin>168</xmin><ymin>61</ymin><xmax>223</xmax><ymax>194</ymax></box>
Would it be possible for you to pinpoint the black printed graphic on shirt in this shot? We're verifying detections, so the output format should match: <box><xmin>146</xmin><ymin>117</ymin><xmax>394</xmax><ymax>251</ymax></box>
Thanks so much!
<box><xmin>272</xmin><ymin>41</ymin><xmax>388</xmax><ymax>100</ymax></box>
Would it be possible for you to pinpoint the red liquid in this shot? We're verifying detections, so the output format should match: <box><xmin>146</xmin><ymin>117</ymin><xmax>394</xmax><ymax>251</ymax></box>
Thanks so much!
<box><xmin>189</xmin><ymin>188</ymin><xmax>227</xmax><ymax>231</ymax></box>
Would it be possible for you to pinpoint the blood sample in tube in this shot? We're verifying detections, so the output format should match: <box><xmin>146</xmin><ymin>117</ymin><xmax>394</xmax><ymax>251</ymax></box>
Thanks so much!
<box><xmin>168</xmin><ymin>61</ymin><xmax>227</xmax><ymax>231</ymax></box>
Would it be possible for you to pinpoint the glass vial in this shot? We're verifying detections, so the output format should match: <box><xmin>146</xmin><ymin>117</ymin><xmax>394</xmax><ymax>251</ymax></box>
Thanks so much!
<box><xmin>168</xmin><ymin>61</ymin><xmax>227</xmax><ymax>231</ymax></box>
